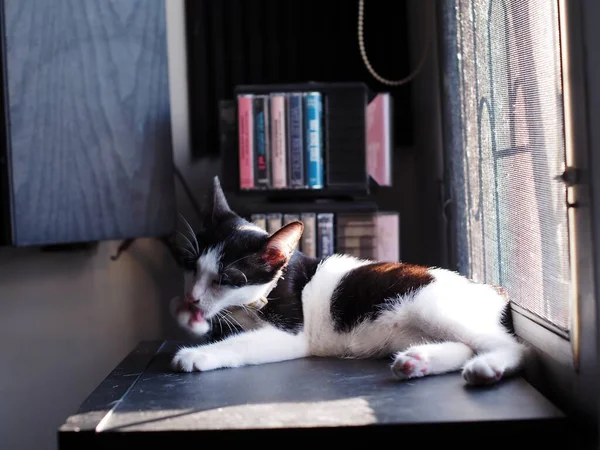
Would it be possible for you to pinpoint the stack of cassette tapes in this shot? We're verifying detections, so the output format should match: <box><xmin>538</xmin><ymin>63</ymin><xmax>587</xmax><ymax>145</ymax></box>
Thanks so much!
<box><xmin>237</xmin><ymin>91</ymin><xmax>325</xmax><ymax>190</ymax></box>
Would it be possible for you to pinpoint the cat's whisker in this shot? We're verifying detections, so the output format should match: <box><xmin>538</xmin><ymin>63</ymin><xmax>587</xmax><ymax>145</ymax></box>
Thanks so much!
<box><xmin>176</xmin><ymin>230</ymin><xmax>197</xmax><ymax>256</ymax></box>
<box><xmin>219</xmin><ymin>310</ymin><xmax>233</xmax><ymax>325</ymax></box>
<box><xmin>179</xmin><ymin>247</ymin><xmax>196</xmax><ymax>257</ymax></box>
<box><xmin>240</xmin><ymin>304</ymin><xmax>261</xmax><ymax>321</ymax></box>
<box><xmin>222</xmin><ymin>310</ymin><xmax>243</xmax><ymax>329</ymax></box>
<box><xmin>215</xmin><ymin>312</ymin><xmax>231</xmax><ymax>334</ymax></box>
<box><xmin>215</xmin><ymin>313</ymin><xmax>224</xmax><ymax>335</ymax></box>
<box><xmin>219</xmin><ymin>312</ymin><xmax>238</xmax><ymax>334</ymax></box>
<box><xmin>179</xmin><ymin>214</ymin><xmax>200</xmax><ymax>254</ymax></box>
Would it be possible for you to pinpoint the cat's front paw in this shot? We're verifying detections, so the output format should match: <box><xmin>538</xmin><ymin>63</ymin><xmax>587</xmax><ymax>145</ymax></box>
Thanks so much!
<box><xmin>171</xmin><ymin>347</ymin><xmax>222</xmax><ymax>373</ymax></box>
<box><xmin>462</xmin><ymin>355</ymin><xmax>504</xmax><ymax>385</ymax></box>
<box><xmin>392</xmin><ymin>350</ymin><xmax>429</xmax><ymax>380</ymax></box>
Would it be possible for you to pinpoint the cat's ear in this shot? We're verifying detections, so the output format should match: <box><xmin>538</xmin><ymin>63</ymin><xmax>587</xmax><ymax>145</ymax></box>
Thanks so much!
<box><xmin>260</xmin><ymin>221</ymin><xmax>304</xmax><ymax>269</ymax></box>
<box><xmin>202</xmin><ymin>176</ymin><xmax>233</xmax><ymax>225</ymax></box>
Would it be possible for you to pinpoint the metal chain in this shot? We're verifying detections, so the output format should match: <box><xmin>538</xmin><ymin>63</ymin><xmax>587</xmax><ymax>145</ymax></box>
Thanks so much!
<box><xmin>358</xmin><ymin>0</ymin><xmax>431</xmax><ymax>86</ymax></box>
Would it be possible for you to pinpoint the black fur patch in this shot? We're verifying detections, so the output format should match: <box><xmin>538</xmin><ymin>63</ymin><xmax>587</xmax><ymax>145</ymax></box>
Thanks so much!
<box><xmin>258</xmin><ymin>252</ymin><xmax>320</xmax><ymax>333</ymax></box>
<box><xmin>330</xmin><ymin>262</ymin><xmax>435</xmax><ymax>332</ymax></box>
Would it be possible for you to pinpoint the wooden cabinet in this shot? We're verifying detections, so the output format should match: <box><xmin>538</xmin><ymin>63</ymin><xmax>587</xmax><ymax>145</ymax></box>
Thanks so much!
<box><xmin>0</xmin><ymin>0</ymin><xmax>175</xmax><ymax>246</ymax></box>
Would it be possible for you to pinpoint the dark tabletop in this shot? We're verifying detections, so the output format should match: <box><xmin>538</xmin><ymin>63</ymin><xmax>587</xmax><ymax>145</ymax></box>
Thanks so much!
<box><xmin>59</xmin><ymin>340</ymin><xmax>569</xmax><ymax>448</ymax></box>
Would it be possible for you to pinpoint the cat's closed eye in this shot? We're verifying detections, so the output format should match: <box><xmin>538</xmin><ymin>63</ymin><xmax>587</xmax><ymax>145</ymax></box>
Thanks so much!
<box><xmin>212</xmin><ymin>276</ymin><xmax>233</xmax><ymax>288</ymax></box>
<box><xmin>215</xmin><ymin>272</ymin><xmax>246</xmax><ymax>288</ymax></box>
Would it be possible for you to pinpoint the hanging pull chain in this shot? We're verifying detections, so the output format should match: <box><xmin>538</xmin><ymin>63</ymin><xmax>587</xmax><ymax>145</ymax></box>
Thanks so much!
<box><xmin>358</xmin><ymin>0</ymin><xmax>432</xmax><ymax>86</ymax></box>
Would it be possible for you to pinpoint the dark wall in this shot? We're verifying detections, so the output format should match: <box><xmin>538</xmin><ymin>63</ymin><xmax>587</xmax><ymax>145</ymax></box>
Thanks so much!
<box><xmin>185</xmin><ymin>0</ymin><xmax>414</xmax><ymax>159</ymax></box>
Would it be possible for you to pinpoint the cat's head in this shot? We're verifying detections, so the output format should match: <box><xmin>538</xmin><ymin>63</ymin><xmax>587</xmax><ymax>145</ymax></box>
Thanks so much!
<box><xmin>170</xmin><ymin>176</ymin><xmax>303</xmax><ymax>336</ymax></box>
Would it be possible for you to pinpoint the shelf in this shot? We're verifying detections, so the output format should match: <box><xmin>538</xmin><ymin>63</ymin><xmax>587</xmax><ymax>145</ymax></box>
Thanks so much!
<box><xmin>229</xmin><ymin>199</ymin><xmax>380</xmax><ymax>217</ymax></box>
<box><xmin>236</xmin><ymin>186</ymin><xmax>370</xmax><ymax>200</ymax></box>
<box><xmin>59</xmin><ymin>340</ymin><xmax>570</xmax><ymax>448</ymax></box>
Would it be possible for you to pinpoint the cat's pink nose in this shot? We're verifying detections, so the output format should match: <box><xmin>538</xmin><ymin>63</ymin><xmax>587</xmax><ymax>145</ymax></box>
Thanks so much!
<box><xmin>184</xmin><ymin>293</ymin><xmax>197</xmax><ymax>304</ymax></box>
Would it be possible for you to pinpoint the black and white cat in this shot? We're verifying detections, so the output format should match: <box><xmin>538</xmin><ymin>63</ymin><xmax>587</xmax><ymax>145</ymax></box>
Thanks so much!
<box><xmin>169</xmin><ymin>177</ymin><xmax>527</xmax><ymax>385</ymax></box>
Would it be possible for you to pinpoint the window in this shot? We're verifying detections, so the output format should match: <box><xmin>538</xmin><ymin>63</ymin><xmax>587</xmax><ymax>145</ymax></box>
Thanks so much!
<box><xmin>438</xmin><ymin>0</ymin><xmax>600</xmax><ymax>418</ymax></box>
<box><xmin>441</xmin><ymin>0</ymin><xmax>572</xmax><ymax>335</ymax></box>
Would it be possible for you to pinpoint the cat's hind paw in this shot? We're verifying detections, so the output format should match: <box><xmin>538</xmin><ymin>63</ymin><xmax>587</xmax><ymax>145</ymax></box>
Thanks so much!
<box><xmin>171</xmin><ymin>347</ymin><xmax>222</xmax><ymax>373</ymax></box>
<box><xmin>391</xmin><ymin>351</ymin><xmax>429</xmax><ymax>380</ymax></box>
<box><xmin>462</xmin><ymin>355</ymin><xmax>504</xmax><ymax>386</ymax></box>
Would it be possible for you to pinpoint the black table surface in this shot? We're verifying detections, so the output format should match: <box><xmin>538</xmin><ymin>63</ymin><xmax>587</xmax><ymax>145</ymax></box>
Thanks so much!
<box><xmin>58</xmin><ymin>340</ymin><xmax>569</xmax><ymax>449</ymax></box>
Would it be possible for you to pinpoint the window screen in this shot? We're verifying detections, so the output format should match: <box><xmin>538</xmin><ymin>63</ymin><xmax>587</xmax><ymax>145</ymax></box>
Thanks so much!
<box><xmin>440</xmin><ymin>0</ymin><xmax>571</xmax><ymax>331</ymax></box>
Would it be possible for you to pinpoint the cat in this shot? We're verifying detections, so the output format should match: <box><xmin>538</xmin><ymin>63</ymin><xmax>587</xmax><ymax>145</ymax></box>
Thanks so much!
<box><xmin>169</xmin><ymin>176</ymin><xmax>528</xmax><ymax>386</ymax></box>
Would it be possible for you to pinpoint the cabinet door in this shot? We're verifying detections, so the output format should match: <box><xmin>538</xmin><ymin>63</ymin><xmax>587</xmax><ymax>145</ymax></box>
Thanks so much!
<box><xmin>1</xmin><ymin>0</ymin><xmax>175</xmax><ymax>246</ymax></box>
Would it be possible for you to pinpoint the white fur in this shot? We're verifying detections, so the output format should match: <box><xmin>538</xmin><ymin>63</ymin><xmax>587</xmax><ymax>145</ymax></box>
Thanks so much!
<box><xmin>172</xmin><ymin>252</ymin><xmax>527</xmax><ymax>386</ymax></box>
<box><xmin>171</xmin><ymin>326</ymin><xmax>308</xmax><ymax>372</ymax></box>
<box><xmin>392</xmin><ymin>342</ymin><xmax>474</xmax><ymax>379</ymax></box>
<box><xmin>169</xmin><ymin>297</ymin><xmax>210</xmax><ymax>335</ymax></box>
<box><xmin>236</xmin><ymin>223</ymin><xmax>269</xmax><ymax>234</ymax></box>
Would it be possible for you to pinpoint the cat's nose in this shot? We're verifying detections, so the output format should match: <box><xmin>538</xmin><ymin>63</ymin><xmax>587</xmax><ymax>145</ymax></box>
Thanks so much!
<box><xmin>184</xmin><ymin>293</ymin><xmax>199</xmax><ymax>305</ymax></box>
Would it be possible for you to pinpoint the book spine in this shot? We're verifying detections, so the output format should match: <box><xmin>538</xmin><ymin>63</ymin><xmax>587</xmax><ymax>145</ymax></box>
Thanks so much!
<box><xmin>267</xmin><ymin>213</ymin><xmax>283</xmax><ymax>233</ymax></box>
<box><xmin>305</xmin><ymin>92</ymin><xmax>324</xmax><ymax>189</ymax></box>
<box><xmin>252</xmin><ymin>95</ymin><xmax>270</xmax><ymax>188</ymax></box>
<box><xmin>287</xmin><ymin>93</ymin><xmax>305</xmax><ymax>188</ymax></box>
<box><xmin>375</xmin><ymin>212</ymin><xmax>400</xmax><ymax>262</ymax></box>
<box><xmin>283</xmin><ymin>213</ymin><xmax>301</xmax><ymax>251</ymax></box>
<box><xmin>317</xmin><ymin>213</ymin><xmax>334</xmax><ymax>258</ymax></box>
<box><xmin>300</xmin><ymin>213</ymin><xmax>317</xmax><ymax>257</ymax></box>
<box><xmin>250</xmin><ymin>214</ymin><xmax>267</xmax><ymax>231</ymax></box>
<box><xmin>336</xmin><ymin>213</ymin><xmax>377</xmax><ymax>260</ymax></box>
<box><xmin>270</xmin><ymin>93</ymin><xmax>288</xmax><ymax>188</ymax></box>
<box><xmin>237</xmin><ymin>94</ymin><xmax>254</xmax><ymax>189</ymax></box>
<box><xmin>283</xmin><ymin>213</ymin><xmax>300</xmax><ymax>225</ymax></box>
<box><xmin>366</xmin><ymin>93</ymin><xmax>393</xmax><ymax>186</ymax></box>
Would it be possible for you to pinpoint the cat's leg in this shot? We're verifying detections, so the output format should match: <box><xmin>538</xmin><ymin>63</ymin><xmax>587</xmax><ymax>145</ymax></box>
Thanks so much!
<box><xmin>171</xmin><ymin>325</ymin><xmax>308</xmax><ymax>372</ymax></box>
<box><xmin>461</xmin><ymin>334</ymin><xmax>528</xmax><ymax>386</ymax></box>
<box><xmin>392</xmin><ymin>341</ymin><xmax>474</xmax><ymax>380</ymax></box>
<box><xmin>391</xmin><ymin>268</ymin><xmax>528</xmax><ymax>385</ymax></box>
